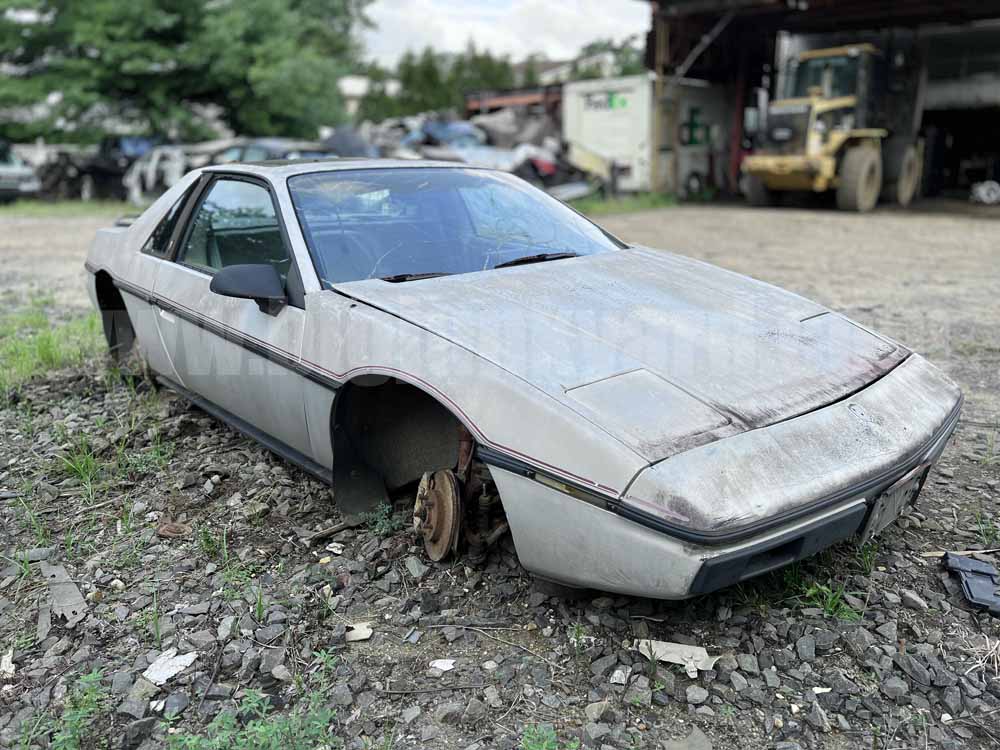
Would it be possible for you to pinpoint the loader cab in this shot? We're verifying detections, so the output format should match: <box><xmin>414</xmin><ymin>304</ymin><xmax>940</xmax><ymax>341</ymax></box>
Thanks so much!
<box><xmin>782</xmin><ymin>45</ymin><xmax>881</xmax><ymax>130</ymax></box>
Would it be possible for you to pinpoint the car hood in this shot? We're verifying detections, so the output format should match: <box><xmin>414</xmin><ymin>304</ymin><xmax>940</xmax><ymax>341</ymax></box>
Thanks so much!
<box><xmin>334</xmin><ymin>247</ymin><xmax>907</xmax><ymax>462</ymax></box>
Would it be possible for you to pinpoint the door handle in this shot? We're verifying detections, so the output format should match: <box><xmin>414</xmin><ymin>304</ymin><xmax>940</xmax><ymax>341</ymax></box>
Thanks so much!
<box><xmin>158</xmin><ymin>307</ymin><xmax>176</xmax><ymax>324</ymax></box>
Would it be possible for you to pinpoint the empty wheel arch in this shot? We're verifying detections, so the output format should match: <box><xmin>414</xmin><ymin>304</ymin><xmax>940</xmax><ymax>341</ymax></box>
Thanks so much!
<box><xmin>94</xmin><ymin>271</ymin><xmax>136</xmax><ymax>363</ymax></box>
<box><xmin>330</xmin><ymin>377</ymin><xmax>511</xmax><ymax>563</ymax></box>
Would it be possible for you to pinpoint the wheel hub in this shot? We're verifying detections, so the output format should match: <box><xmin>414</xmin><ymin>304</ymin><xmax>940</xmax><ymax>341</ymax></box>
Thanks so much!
<box><xmin>413</xmin><ymin>469</ymin><xmax>462</xmax><ymax>562</ymax></box>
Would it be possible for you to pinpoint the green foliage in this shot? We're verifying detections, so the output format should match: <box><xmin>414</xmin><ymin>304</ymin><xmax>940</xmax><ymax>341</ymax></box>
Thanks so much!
<box><xmin>166</xmin><ymin>686</ymin><xmax>339</xmax><ymax>749</ymax></box>
<box><xmin>975</xmin><ymin>509</ymin><xmax>999</xmax><ymax>545</ymax></box>
<box><xmin>360</xmin><ymin>42</ymin><xmax>516</xmax><ymax>121</ymax></box>
<box><xmin>42</xmin><ymin>669</ymin><xmax>107</xmax><ymax>750</ymax></box>
<box><xmin>799</xmin><ymin>581</ymin><xmax>860</xmax><ymax>621</ymax></box>
<box><xmin>521</xmin><ymin>725</ymin><xmax>580</xmax><ymax>750</ymax></box>
<box><xmin>363</xmin><ymin>502</ymin><xmax>404</xmax><ymax>537</ymax></box>
<box><xmin>854</xmin><ymin>540</ymin><xmax>879</xmax><ymax>574</ymax></box>
<box><xmin>570</xmin><ymin>192</ymin><xmax>677</xmax><ymax>217</ymax></box>
<box><xmin>520</xmin><ymin>56</ymin><xmax>542</xmax><ymax>87</ymax></box>
<box><xmin>575</xmin><ymin>37</ymin><xmax>645</xmax><ymax>80</ymax></box>
<box><xmin>0</xmin><ymin>0</ymin><xmax>372</xmax><ymax>142</ymax></box>
<box><xmin>0</xmin><ymin>302</ymin><xmax>102</xmax><ymax>401</ymax></box>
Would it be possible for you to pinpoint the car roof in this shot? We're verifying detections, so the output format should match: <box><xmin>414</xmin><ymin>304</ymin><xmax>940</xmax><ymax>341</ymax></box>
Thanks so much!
<box><xmin>201</xmin><ymin>158</ymin><xmax>478</xmax><ymax>179</ymax></box>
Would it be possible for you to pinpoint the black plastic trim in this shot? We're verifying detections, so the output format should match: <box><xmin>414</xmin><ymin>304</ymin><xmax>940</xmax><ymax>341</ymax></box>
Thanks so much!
<box><xmin>689</xmin><ymin>502</ymin><xmax>869</xmax><ymax>594</ymax></box>
<box><xmin>106</xmin><ymin>272</ymin><xmax>340</xmax><ymax>392</ymax></box>
<box><xmin>156</xmin><ymin>375</ymin><xmax>333</xmax><ymax>485</ymax></box>
<box><xmin>613</xmin><ymin>396</ymin><xmax>963</xmax><ymax>546</ymax></box>
<box><xmin>476</xmin><ymin>445</ymin><xmax>609</xmax><ymax>510</ymax></box>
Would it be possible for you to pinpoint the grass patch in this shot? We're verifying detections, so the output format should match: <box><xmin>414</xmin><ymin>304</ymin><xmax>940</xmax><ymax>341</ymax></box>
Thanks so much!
<box><xmin>975</xmin><ymin>509</ymin><xmax>999</xmax><ymax>546</ymax></box>
<box><xmin>521</xmin><ymin>724</ymin><xmax>580</xmax><ymax>750</ymax></box>
<box><xmin>0</xmin><ymin>199</ymin><xmax>137</xmax><ymax>219</ymax></box>
<box><xmin>19</xmin><ymin>669</ymin><xmax>107</xmax><ymax>749</ymax></box>
<box><xmin>571</xmin><ymin>191</ymin><xmax>676</xmax><ymax>217</ymax></box>
<box><xmin>0</xmin><ymin>301</ymin><xmax>103</xmax><ymax>400</ymax></box>
<box><xmin>799</xmin><ymin>581</ymin><xmax>860</xmax><ymax>621</ymax></box>
<box><xmin>731</xmin><ymin>550</ymin><xmax>864</xmax><ymax>621</ymax></box>
<box><xmin>166</xmin><ymin>655</ymin><xmax>340</xmax><ymax>749</ymax></box>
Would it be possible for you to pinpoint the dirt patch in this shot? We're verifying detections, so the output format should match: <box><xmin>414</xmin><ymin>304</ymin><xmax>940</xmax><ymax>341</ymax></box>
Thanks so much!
<box><xmin>1</xmin><ymin>201</ymin><xmax>998</xmax><ymax>749</ymax></box>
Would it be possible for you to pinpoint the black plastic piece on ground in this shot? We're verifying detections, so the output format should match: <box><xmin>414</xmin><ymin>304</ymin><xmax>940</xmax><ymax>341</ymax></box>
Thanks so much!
<box><xmin>943</xmin><ymin>553</ymin><xmax>1000</xmax><ymax>617</ymax></box>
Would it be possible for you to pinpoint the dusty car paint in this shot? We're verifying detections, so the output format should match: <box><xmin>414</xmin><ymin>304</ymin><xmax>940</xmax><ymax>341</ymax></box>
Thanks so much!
<box><xmin>85</xmin><ymin>160</ymin><xmax>963</xmax><ymax>599</ymax></box>
<box><xmin>332</xmin><ymin>247</ymin><xmax>908</xmax><ymax>461</ymax></box>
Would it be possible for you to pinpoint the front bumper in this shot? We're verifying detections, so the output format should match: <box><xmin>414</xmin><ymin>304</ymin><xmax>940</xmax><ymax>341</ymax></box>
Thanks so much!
<box><xmin>0</xmin><ymin>175</ymin><xmax>41</xmax><ymax>200</ymax></box>
<box><xmin>489</xmin><ymin>354</ymin><xmax>962</xmax><ymax>599</ymax></box>
<box><xmin>743</xmin><ymin>153</ymin><xmax>836</xmax><ymax>191</ymax></box>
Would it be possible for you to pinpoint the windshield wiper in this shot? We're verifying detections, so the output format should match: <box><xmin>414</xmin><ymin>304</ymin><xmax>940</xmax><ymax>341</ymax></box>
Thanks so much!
<box><xmin>494</xmin><ymin>252</ymin><xmax>578</xmax><ymax>269</ymax></box>
<box><xmin>380</xmin><ymin>272</ymin><xmax>452</xmax><ymax>283</ymax></box>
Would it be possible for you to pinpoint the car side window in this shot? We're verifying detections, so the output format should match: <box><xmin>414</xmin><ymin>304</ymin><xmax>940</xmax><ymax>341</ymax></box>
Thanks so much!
<box><xmin>141</xmin><ymin>189</ymin><xmax>189</xmax><ymax>257</ymax></box>
<box><xmin>178</xmin><ymin>179</ymin><xmax>291</xmax><ymax>281</ymax></box>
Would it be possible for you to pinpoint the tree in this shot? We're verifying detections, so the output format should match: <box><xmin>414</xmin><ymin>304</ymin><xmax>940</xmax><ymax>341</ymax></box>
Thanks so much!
<box><xmin>446</xmin><ymin>41</ymin><xmax>515</xmax><ymax>108</ymax></box>
<box><xmin>395</xmin><ymin>48</ymin><xmax>451</xmax><ymax>113</ymax></box>
<box><xmin>521</xmin><ymin>56</ymin><xmax>541</xmax><ymax>87</ymax></box>
<box><xmin>0</xmin><ymin>0</ymin><xmax>371</xmax><ymax>142</ymax></box>
<box><xmin>570</xmin><ymin>36</ymin><xmax>644</xmax><ymax>81</ymax></box>
<box><xmin>355</xmin><ymin>64</ymin><xmax>403</xmax><ymax>123</ymax></box>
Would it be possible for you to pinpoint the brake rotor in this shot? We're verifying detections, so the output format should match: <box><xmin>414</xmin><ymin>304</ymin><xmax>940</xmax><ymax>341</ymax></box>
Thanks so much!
<box><xmin>413</xmin><ymin>469</ymin><xmax>462</xmax><ymax>562</ymax></box>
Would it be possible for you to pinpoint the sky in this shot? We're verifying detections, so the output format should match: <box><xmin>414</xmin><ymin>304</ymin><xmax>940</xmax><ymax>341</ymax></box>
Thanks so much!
<box><xmin>361</xmin><ymin>0</ymin><xmax>652</xmax><ymax>66</ymax></box>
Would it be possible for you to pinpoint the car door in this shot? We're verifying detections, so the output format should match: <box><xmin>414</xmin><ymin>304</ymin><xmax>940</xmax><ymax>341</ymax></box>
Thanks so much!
<box><xmin>152</xmin><ymin>174</ymin><xmax>314</xmax><ymax>458</ymax></box>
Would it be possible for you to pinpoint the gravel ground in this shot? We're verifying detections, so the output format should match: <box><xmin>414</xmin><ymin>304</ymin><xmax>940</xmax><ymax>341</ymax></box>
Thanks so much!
<box><xmin>1</xmin><ymin>201</ymin><xmax>998</xmax><ymax>749</ymax></box>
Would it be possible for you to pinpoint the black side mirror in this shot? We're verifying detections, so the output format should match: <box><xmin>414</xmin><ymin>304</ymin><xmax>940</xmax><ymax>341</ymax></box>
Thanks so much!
<box><xmin>209</xmin><ymin>264</ymin><xmax>286</xmax><ymax>315</ymax></box>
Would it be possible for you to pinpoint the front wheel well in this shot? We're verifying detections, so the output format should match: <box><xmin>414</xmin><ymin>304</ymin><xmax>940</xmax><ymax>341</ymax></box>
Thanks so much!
<box><xmin>332</xmin><ymin>377</ymin><xmax>464</xmax><ymax>493</ymax></box>
<box><xmin>329</xmin><ymin>376</ymin><xmax>511</xmax><ymax>562</ymax></box>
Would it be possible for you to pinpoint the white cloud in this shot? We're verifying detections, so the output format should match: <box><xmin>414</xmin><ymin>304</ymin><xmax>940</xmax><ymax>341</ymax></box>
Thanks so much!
<box><xmin>362</xmin><ymin>0</ymin><xmax>651</xmax><ymax>67</ymax></box>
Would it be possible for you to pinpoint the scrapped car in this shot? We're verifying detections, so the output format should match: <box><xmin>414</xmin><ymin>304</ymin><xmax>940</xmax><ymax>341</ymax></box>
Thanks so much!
<box><xmin>0</xmin><ymin>139</ymin><xmax>41</xmax><ymax>202</ymax></box>
<box><xmin>84</xmin><ymin>160</ymin><xmax>962</xmax><ymax>598</ymax></box>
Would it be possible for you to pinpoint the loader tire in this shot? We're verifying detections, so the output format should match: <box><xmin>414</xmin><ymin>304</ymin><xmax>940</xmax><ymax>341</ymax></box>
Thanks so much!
<box><xmin>746</xmin><ymin>175</ymin><xmax>775</xmax><ymax>207</ymax></box>
<box><xmin>884</xmin><ymin>144</ymin><xmax>920</xmax><ymax>207</ymax></box>
<box><xmin>836</xmin><ymin>145</ymin><xmax>882</xmax><ymax>212</ymax></box>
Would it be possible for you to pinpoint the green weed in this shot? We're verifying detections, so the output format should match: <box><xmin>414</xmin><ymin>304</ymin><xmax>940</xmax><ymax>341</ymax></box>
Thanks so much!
<box><xmin>363</xmin><ymin>503</ymin><xmax>405</xmax><ymax>537</ymax></box>
<box><xmin>521</xmin><ymin>724</ymin><xmax>580</xmax><ymax>750</ymax></box>
<box><xmin>22</xmin><ymin>669</ymin><xmax>108</xmax><ymax>750</ymax></box>
<box><xmin>800</xmin><ymin>582</ymin><xmax>860</xmax><ymax>621</ymax></box>
<box><xmin>855</xmin><ymin>540</ymin><xmax>879</xmax><ymax>574</ymax></box>
<box><xmin>975</xmin><ymin>509</ymin><xmax>999</xmax><ymax>546</ymax></box>
<box><xmin>1</xmin><ymin>553</ymin><xmax>31</xmax><ymax>582</ymax></box>
<box><xmin>17</xmin><ymin>496</ymin><xmax>50</xmax><ymax>546</ymax></box>
<box><xmin>165</xmin><ymin>686</ymin><xmax>337</xmax><ymax>749</ymax></box>
<box><xmin>60</xmin><ymin>436</ymin><xmax>100</xmax><ymax>499</ymax></box>
<box><xmin>115</xmin><ymin>434</ymin><xmax>174</xmax><ymax>480</ymax></box>
<box><xmin>983</xmin><ymin>430</ymin><xmax>999</xmax><ymax>466</ymax></box>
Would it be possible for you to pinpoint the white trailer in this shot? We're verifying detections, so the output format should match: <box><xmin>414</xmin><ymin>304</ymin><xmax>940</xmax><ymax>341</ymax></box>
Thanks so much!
<box><xmin>562</xmin><ymin>73</ymin><xmax>730</xmax><ymax>195</ymax></box>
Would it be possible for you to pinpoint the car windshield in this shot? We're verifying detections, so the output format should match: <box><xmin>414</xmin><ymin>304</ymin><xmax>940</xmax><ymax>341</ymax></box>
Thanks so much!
<box><xmin>287</xmin><ymin>167</ymin><xmax>623</xmax><ymax>285</ymax></box>
<box><xmin>787</xmin><ymin>55</ymin><xmax>859</xmax><ymax>99</ymax></box>
<box><xmin>0</xmin><ymin>143</ymin><xmax>21</xmax><ymax>166</ymax></box>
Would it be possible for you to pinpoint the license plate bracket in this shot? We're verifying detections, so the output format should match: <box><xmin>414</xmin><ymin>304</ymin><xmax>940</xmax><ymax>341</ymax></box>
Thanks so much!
<box><xmin>860</xmin><ymin>463</ymin><xmax>929</xmax><ymax>543</ymax></box>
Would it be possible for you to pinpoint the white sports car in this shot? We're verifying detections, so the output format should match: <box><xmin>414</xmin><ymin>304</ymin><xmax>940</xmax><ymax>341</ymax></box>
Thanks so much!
<box><xmin>85</xmin><ymin>159</ymin><xmax>962</xmax><ymax>598</ymax></box>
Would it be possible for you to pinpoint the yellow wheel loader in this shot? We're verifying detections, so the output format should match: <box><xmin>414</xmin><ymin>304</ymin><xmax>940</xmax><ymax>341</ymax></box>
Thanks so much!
<box><xmin>743</xmin><ymin>43</ymin><xmax>924</xmax><ymax>212</ymax></box>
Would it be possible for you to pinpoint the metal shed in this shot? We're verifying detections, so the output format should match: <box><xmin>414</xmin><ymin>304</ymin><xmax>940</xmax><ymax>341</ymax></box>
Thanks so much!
<box><xmin>646</xmin><ymin>0</ymin><xmax>1000</xmax><ymax>198</ymax></box>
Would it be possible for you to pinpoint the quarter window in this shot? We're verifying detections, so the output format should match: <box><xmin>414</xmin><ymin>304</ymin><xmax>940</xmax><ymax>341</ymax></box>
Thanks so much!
<box><xmin>142</xmin><ymin>189</ymin><xmax>189</xmax><ymax>257</ymax></box>
<box><xmin>179</xmin><ymin>179</ymin><xmax>291</xmax><ymax>280</ymax></box>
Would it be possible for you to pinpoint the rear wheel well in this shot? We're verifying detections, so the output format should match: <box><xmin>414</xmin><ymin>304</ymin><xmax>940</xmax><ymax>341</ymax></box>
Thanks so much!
<box><xmin>94</xmin><ymin>271</ymin><xmax>135</xmax><ymax>362</ymax></box>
